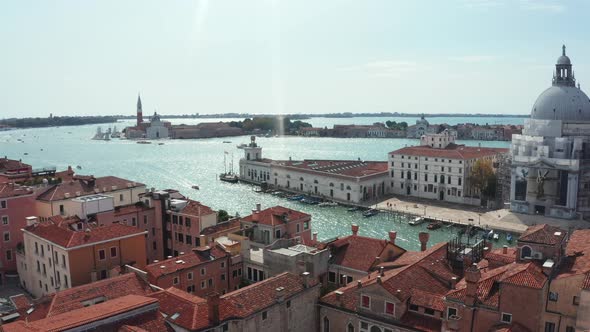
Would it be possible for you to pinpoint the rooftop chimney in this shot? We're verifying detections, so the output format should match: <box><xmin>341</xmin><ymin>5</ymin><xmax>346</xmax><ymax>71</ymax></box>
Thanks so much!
<box><xmin>379</xmin><ymin>266</ymin><xmax>384</xmax><ymax>277</ymax></box>
<box><xmin>351</xmin><ymin>224</ymin><xmax>359</xmax><ymax>236</ymax></box>
<box><xmin>357</xmin><ymin>280</ymin><xmax>362</xmax><ymax>289</ymax></box>
<box><xmin>388</xmin><ymin>231</ymin><xmax>397</xmax><ymax>245</ymax></box>
<box><xmin>418</xmin><ymin>232</ymin><xmax>430</xmax><ymax>252</ymax></box>
<box><xmin>207</xmin><ymin>292</ymin><xmax>220</xmax><ymax>324</ymax></box>
<box><xmin>465</xmin><ymin>264</ymin><xmax>481</xmax><ymax>306</ymax></box>
<box><xmin>251</xmin><ymin>209</ymin><xmax>259</xmax><ymax>222</ymax></box>
<box><xmin>275</xmin><ymin>287</ymin><xmax>285</xmax><ymax>303</ymax></box>
<box><xmin>25</xmin><ymin>216</ymin><xmax>38</xmax><ymax>227</ymax></box>
<box><xmin>302</xmin><ymin>271</ymin><xmax>311</xmax><ymax>288</ymax></box>
<box><xmin>451</xmin><ymin>276</ymin><xmax>458</xmax><ymax>289</ymax></box>
<box><xmin>503</xmin><ymin>245</ymin><xmax>508</xmax><ymax>255</ymax></box>
<box><xmin>312</xmin><ymin>233</ymin><xmax>318</xmax><ymax>242</ymax></box>
<box><xmin>256</xmin><ymin>203</ymin><xmax>261</xmax><ymax>212</ymax></box>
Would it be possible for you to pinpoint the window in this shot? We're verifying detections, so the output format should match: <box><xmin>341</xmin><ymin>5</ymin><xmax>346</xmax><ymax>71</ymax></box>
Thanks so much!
<box><xmin>262</xmin><ymin>311</ymin><xmax>268</xmax><ymax>320</ymax></box>
<box><xmin>35</xmin><ymin>242</ymin><xmax>39</xmax><ymax>254</ymax></box>
<box><xmin>447</xmin><ymin>307</ymin><xmax>458</xmax><ymax>318</ymax></box>
<box><xmin>152</xmin><ymin>227</ymin><xmax>156</xmax><ymax>236</ymax></box>
<box><xmin>144</xmin><ymin>215</ymin><xmax>148</xmax><ymax>224</ymax></box>
<box><xmin>98</xmin><ymin>249</ymin><xmax>106</xmax><ymax>260</ymax></box>
<box><xmin>208</xmin><ymin>278</ymin><xmax>213</xmax><ymax>287</ymax></box>
<box><xmin>201</xmin><ymin>281</ymin><xmax>206</xmax><ymax>289</ymax></box>
<box><xmin>100</xmin><ymin>270</ymin><xmax>107</xmax><ymax>280</ymax></box>
<box><xmin>328</xmin><ymin>271</ymin><xmax>336</xmax><ymax>283</ymax></box>
<box><xmin>2</xmin><ymin>216</ymin><xmax>8</xmax><ymax>225</ymax></box>
<box><xmin>119</xmin><ymin>194</ymin><xmax>124</xmax><ymax>201</ymax></box>
<box><xmin>323</xmin><ymin>317</ymin><xmax>330</xmax><ymax>332</ymax></box>
<box><xmin>59</xmin><ymin>205</ymin><xmax>64</xmax><ymax>215</ymax></box>
<box><xmin>424</xmin><ymin>308</ymin><xmax>435</xmax><ymax>316</ymax></box>
<box><xmin>131</xmin><ymin>217</ymin><xmax>137</xmax><ymax>226</ymax></box>
<box><xmin>360</xmin><ymin>321</ymin><xmax>369</xmax><ymax>331</ymax></box>
<box><xmin>566</xmin><ymin>327</ymin><xmax>575</xmax><ymax>332</ymax></box>
<box><xmin>172</xmin><ymin>215</ymin><xmax>178</xmax><ymax>224</ymax></box>
<box><xmin>304</xmin><ymin>221</ymin><xmax>309</xmax><ymax>230</ymax></box>
<box><xmin>186</xmin><ymin>218</ymin><xmax>191</xmax><ymax>227</ymax></box>
<box><xmin>573</xmin><ymin>296</ymin><xmax>580</xmax><ymax>305</ymax></box>
<box><xmin>62</xmin><ymin>254</ymin><xmax>66</xmax><ymax>268</ymax></box>
<box><xmin>110</xmin><ymin>247</ymin><xmax>117</xmax><ymax>258</ymax></box>
<box><xmin>296</xmin><ymin>223</ymin><xmax>301</xmax><ymax>233</ymax></box>
<box><xmin>501</xmin><ymin>312</ymin><xmax>512</xmax><ymax>323</ymax></box>
<box><xmin>153</xmin><ymin>241</ymin><xmax>157</xmax><ymax>250</ymax></box>
<box><xmin>179</xmin><ymin>216</ymin><xmax>183</xmax><ymax>225</ymax></box>
<box><xmin>173</xmin><ymin>277</ymin><xmax>179</xmax><ymax>285</ymax></box>
<box><xmin>544</xmin><ymin>322</ymin><xmax>556</xmax><ymax>332</ymax></box>
<box><xmin>549</xmin><ymin>292</ymin><xmax>558</xmax><ymax>301</ymax></box>
<box><xmin>187</xmin><ymin>285</ymin><xmax>195</xmax><ymax>293</ymax></box>
<box><xmin>186</xmin><ymin>235</ymin><xmax>192</xmax><ymax>245</ymax></box>
<box><xmin>6</xmin><ymin>249</ymin><xmax>12</xmax><ymax>261</ymax></box>
<box><xmin>385</xmin><ymin>301</ymin><xmax>395</xmax><ymax>315</ymax></box>
<box><xmin>286</xmin><ymin>300</ymin><xmax>291</xmax><ymax>308</ymax></box>
<box><xmin>409</xmin><ymin>304</ymin><xmax>419</xmax><ymax>311</ymax></box>
<box><xmin>221</xmin><ymin>261</ymin><xmax>225</xmax><ymax>268</ymax></box>
<box><xmin>521</xmin><ymin>246</ymin><xmax>532</xmax><ymax>259</ymax></box>
<box><xmin>0</xmin><ymin>200</ymin><xmax>6</xmax><ymax>209</ymax></box>
<box><xmin>201</xmin><ymin>268</ymin><xmax>206</xmax><ymax>276</ymax></box>
<box><xmin>348</xmin><ymin>323</ymin><xmax>355</xmax><ymax>332</ymax></box>
<box><xmin>187</xmin><ymin>272</ymin><xmax>193</xmax><ymax>280</ymax></box>
<box><xmin>221</xmin><ymin>274</ymin><xmax>226</xmax><ymax>281</ymax></box>
<box><xmin>361</xmin><ymin>295</ymin><xmax>370</xmax><ymax>309</ymax></box>
<box><xmin>3</xmin><ymin>231</ymin><xmax>9</xmax><ymax>242</ymax></box>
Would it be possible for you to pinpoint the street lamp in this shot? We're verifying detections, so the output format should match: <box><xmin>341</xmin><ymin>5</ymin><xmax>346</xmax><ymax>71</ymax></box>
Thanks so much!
<box><xmin>478</xmin><ymin>213</ymin><xmax>481</xmax><ymax>226</ymax></box>
<box><xmin>423</xmin><ymin>205</ymin><xmax>427</xmax><ymax>216</ymax></box>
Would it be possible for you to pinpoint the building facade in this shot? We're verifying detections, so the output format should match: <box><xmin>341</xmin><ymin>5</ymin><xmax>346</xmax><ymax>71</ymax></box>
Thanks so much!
<box><xmin>510</xmin><ymin>46</ymin><xmax>590</xmax><ymax>220</ymax></box>
<box><xmin>389</xmin><ymin>130</ymin><xmax>508</xmax><ymax>205</ymax></box>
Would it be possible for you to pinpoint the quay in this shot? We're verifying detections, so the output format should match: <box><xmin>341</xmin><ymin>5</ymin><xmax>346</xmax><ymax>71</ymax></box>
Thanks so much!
<box><xmin>372</xmin><ymin>196</ymin><xmax>590</xmax><ymax>234</ymax></box>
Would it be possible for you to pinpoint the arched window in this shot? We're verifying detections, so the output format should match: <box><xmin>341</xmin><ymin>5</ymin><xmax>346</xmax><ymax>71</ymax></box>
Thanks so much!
<box><xmin>346</xmin><ymin>185</ymin><xmax>351</xmax><ymax>190</ymax></box>
<box><xmin>370</xmin><ymin>326</ymin><xmax>382</xmax><ymax>332</ymax></box>
<box><xmin>314</xmin><ymin>180</ymin><xmax>319</xmax><ymax>184</ymax></box>
<box><xmin>323</xmin><ymin>316</ymin><xmax>330</xmax><ymax>332</ymax></box>
<box><xmin>347</xmin><ymin>323</ymin><xmax>354</xmax><ymax>332</ymax></box>
<box><xmin>329</xmin><ymin>183</ymin><xmax>334</xmax><ymax>187</ymax></box>
<box><xmin>521</xmin><ymin>246</ymin><xmax>532</xmax><ymax>259</ymax></box>
<box><xmin>300</xmin><ymin>177</ymin><xmax>304</xmax><ymax>181</ymax></box>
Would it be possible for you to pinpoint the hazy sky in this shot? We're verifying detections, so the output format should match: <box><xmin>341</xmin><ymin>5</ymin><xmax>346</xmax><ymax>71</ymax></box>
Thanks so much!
<box><xmin>1</xmin><ymin>0</ymin><xmax>589</xmax><ymax>118</ymax></box>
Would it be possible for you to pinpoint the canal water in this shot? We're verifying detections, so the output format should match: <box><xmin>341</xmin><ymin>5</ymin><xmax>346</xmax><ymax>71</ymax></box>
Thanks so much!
<box><xmin>0</xmin><ymin>117</ymin><xmax>515</xmax><ymax>251</ymax></box>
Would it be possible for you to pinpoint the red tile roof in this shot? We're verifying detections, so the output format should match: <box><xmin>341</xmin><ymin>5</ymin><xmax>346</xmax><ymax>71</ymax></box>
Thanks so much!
<box><xmin>484</xmin><ymin>247</ymin><xmax>517</xmax><ymax>268</ymax></box>
<box><xmin>24</xmin><ymin>217</ymin><xmax>146</xmax><ymax>248</ymax></box>
<box><xmin>321</xmin><ymin>243</ymin><xmax>454</xmax><ymax>314</ymax></box>
<box><xmin>390</xmin><ymin>144</ymin><xmax>508</xmax><ymax>160</ymax></box>
<box><xmin>9</xmin><ymin>294</ymin><xmax>31</xmax><ymax>310</ymax></box>
<box><xmin>0</xmin><ymin>158</ymin><xmax>31</xmax><ymax>173</ymax></box>
<box><xmin>201</xmin><ymin>218</ymin><xmax>241</xmax><ymax>236</ymax></box>
<box><xmin>241</xmin><ymin>206</ymin><xmax>310</xmax><ymax>227</ymax></box>
<box><xmin>36</xmin><ymin>175</ymin><xmax>145</xmax><ymax>201</ymax></box>
<box><xmin>556</xmin><ymin>229</ymin><xmax>590</xmax><ymax>279</ymax></box>
<box><xmin>2</xmin><ymin>295</ymin><xmax>158</xmax><ymax>332</ymax></box>
<box><xmin>446</xmin><ymin>262</ymin><xmax>546</xmax><ymax>308</ymax></box>
<box><xmin>329</xmin><ymin>234</ymin><xmax>403</xmax><ymax>272</ymax></box>
<box><xmin>0</xmin><ymin>184</ymin><xmax>34</xmax><ymax>199</ymax></box>
<box><xmin>219</xmin><ymin>272</ymin><xmax>317</xmax><ymax>321</ymax></box>
<box><xmin>145</xmin><ymin>244</ymin><xmax>229</xmax><ymax>278</ymax></box>
<box><xmin>149</xmin><ymin>287</ymin><xmax>209</xmax><ymax>331</ymax></box>
<box><xmin>518</xmin><ymin>224</ymin><xmax>566</xmax><ymax>245</ymax></box>
<box><xmin>272</xmin><ymin>159</ymin><xmax>388</xmax><ymax>178</ymax></box>
<box><xmin>399</xmin><ymin>311</ymin><xmax>442</xmax><ymax>332</ymax></box>
<box><xmin>177</xmin><ymin>199</ymin><xmax>215</xmax><ymax>217</ymax></box>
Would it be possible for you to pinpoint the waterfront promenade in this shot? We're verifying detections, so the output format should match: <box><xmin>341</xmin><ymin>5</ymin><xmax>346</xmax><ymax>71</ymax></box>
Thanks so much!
<box><xmin>373</xmin><ymin>196</ymin><xmax>590</xmax><ymax>233</ymax></box>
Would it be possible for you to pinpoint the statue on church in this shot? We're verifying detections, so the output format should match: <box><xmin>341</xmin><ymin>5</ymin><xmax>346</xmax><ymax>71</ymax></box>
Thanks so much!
<box><xmin>536</xmin><ymin>169</ymin><xmax>550</xmax><ymax>198</ymax></box>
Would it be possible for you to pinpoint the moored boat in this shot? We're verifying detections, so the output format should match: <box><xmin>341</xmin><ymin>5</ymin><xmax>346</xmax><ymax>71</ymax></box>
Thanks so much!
<box><xmin>427</xmin><ymin>221</ymin><xmax>442</xmax><ymax>230</ymax></box>
<box><xmin>409</xmin><ymin>216</ymin><xmax>425</xmax><ymax>226</ymax></box>
<box><xmin>362</xmin><ymin>209</ymin><xmax>379</xmax><ymax>217</ymax></box>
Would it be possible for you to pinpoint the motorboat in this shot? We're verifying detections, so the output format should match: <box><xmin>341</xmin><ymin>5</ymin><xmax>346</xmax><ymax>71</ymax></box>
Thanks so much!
<box><xmin>287</xmin><ymin>195</ymin><xmax>304</xmax><ymax>201</ymax></box>
<box><xmin>427</xmin><ymin>221</ymin><xmax>442</xmax><ymax>230</ymax></box>
<box><xmin>409</xmin><ymin>217</ymin><xmax>425</xmax><ymax>226</ymax></box>
<box><xmin>362</xmin><ymin>209</ymin><xmax>379</xmax><ymax>217</ymax></box>
<box><xmin>191</xmin><ymin>185</ymin><xmax>200</xmax><ymax>190</ymax></box>
<box><xmin>347</xmin><ymin>207</ymin><xmax>360</xmax><ymax>212</ymax></box>
<box><xmin>318</xmin><ymin>202</ymin><xmax>338</xmax><ymax>207</ymax></box>
<box><xmin>506</xmin><ymin>233</ymin><xmax>513</xmax><ymax>243</ymax></box>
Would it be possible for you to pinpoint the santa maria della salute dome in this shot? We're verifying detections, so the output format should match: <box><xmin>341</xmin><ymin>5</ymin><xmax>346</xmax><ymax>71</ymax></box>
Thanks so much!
<box><xmin>531</xmin><ymin>45</ymin><xmax>590</xmax><ymax>122</ymax></box>
<box><xmin>511</xmin><ymin>45</ymin><xmax>590</xmax><ymax>221</ymax></box>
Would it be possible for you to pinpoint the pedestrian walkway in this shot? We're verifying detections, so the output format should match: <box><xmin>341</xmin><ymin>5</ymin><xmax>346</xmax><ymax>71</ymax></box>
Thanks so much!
<box><xmin>373</xmin><ymin>196</ymin><xmax>590</xmax><ymax>233</ymax></box>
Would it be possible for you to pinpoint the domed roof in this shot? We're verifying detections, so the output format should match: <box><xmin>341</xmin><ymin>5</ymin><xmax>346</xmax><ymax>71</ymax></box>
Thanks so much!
<box><xmin>557</xmin><ymin>55</ymin><xmax>571</xmax><ymax>65</ymax></box>
<box><xmin>531</xmin><ymin>86</ymin><xmax>590</xmax><ymax>121</ymax></box>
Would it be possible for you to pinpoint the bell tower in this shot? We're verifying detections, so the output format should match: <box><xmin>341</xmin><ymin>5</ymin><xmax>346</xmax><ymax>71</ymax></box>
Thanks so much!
<box><xmin>553</xmin><ymin>45</ymin><xmax>576</xmax><ymax>87</ymax></box>
<box><xmin>243</xmin><ymin>136</ymin><xmax>262</xmax><ymax>161</ymax></box>
<box><xmin>136</xmin><ymin>94</ymin><xmax>143</xmax><ymax>126</ymax></box>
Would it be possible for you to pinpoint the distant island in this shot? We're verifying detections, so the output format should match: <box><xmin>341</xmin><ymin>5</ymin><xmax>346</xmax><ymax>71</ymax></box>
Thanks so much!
<box><xmin>0</xmin><ymin>115</ymin><xmax>117</xmax><ymax>129</ymax></box>
<box><xmin>116</xmin><ymin>112</ymin><xmax>528</xmax><ymax>119</ymax></box>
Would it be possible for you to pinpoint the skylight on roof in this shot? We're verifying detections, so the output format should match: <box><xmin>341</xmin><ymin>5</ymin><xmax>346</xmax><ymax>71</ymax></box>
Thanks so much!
<box><xmin>171</xmin><ymin>313</ymin><xmax>180</xmax><ymax>320</ymax></box>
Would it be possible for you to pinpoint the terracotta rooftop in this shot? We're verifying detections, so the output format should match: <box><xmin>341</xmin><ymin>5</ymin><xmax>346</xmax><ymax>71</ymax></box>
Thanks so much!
<box><xmin>329</xmin><ymin>234</ymin><xmax>404</xmax><ymax>272</ymax></box>
<box><xmin>0</xmin><ymin>184</ymin><xmax>34</xmax><ymax>199</ymax></box>
<box><xmin>446</xmin><ymin>262</ymin><xmax>547</xmax><ymax>308</ymax></box>
<box><xmin>241</xmin><ymin>206</ymin><xmax>310</xmax><ymax>227</ymax></box>
<box><xmin>177</xmin><ymin>199</ymin><xmax>215</xmax><ymax>217</ymax></box>
<box><xmin>399</xmin><ymin>311</ymin><xmax>442</xmax><ymax>332</ymax></box>
<box><xmin>2</xmin><ymin>295</ymin><xmax>158</xmax><ymax>332</ymax></box>
<box><xmin>518</xmin><ymin>224</ymin><xmax>566</xmax><ymax>245</ymax></box>
<box><xmin>145</xmin><ymin>244</ymin><xmax>229</xmax><ymax>278</ymax></box>
<box><xmin>9</xmin><ymin>295</ymin><xmax>31</xmax><ymax>311</ymax></box>
<box><xmin>201</xmin><ymin>218</ymin><xmax>241</xmax><ymax>236</ymax></box>
<box><xmin>321</xmin><ymin>243</ymin><xmax>454</xmax><ymax>315</ymax></box>
<box><xmin>24</xmin><ymin>217</ymin><xmax>146</xmax><ymax>249</ymax></box>
<box><xmin>556</xmin><ymin>229</ymin><xmax>590</xmax><ymax>279</ymax></box>
<box><xmin>0</xmin><ymin>157</ymin><xmax>31</xmax><ymax>173</ymax></box>
<box><xmin>271</xmin><ymin>159</ymin><xmax>388</xmax><ymax>178</ymax></box>
<box><xmin>149</xmin><ymin>287</ymin><xmax>208</xmax><ymax>331</ymax></box>
<box><xmin>390</xmin><ymin>144</ymin><xmax>508</xmax><ymax>160</ymax></box>
<box><xmin>484</xmin><ymin>247</ymin><xmax>517</xmax><ymax>268</ymax></box>
<box><xmin>114</xmin><ymin>203</ymin><xmax>153</xmax><ymax>216</ymax></box>
<box><xmin>36</xmin><ymin>175</ymin><xmax>145</xmax><ymax>202</ymax></box>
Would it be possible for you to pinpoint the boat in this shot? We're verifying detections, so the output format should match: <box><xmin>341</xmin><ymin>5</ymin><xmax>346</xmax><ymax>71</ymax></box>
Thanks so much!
<box><xmin>158</xmin><ymin>143</ymin><xmax>164</xmax><ymax>145</ymax></box>
<box><xmin>362</xmin><ymin>209</ymin><xmax>379</xmax><ymax>217</ymax></box>
<box><xmin>76</xmin><ymin>165</ymin><xmax>82</xmax><ymax>170</ymax></box>
<box><xmin>409</xmin><ymin>216</ymin><xmax>425</xmax><ymax>226</ymax></box>
<box><xmin>493</xmin><ymin>233</ymin><xmax>500</xmax><ymax>241</ymax></box>
<box><xmin>219</xmin><ymin>152</ymin><xmax>239</xmax><ymax>183</ymax></box>
<box><xmin>237</xmin><ymin>143</ymin><xmax>247</xmax><ymax>149</ymax></box>
<box><xmin>287</xmin><ymin>195</ymin><xmax>304</xmax><ymax>201</ymax></box>
<box><xmin>191</xmin><ymin>185</ymin><xmax>200</xmax><ymax>190</ymax></box>
<box><xmin>137</xmin><ymin>141</ymin><xmax>151</xmax><ymax>144</ymax></box>
<box><xmin>222</xmin><ymin>141</ymin><xmax>232</xmax><ymax>144</ymax></box>
<box><xmin>253</xmin><ymin>187</ymin><xmax>264</xmax><ymax>193</ymax></box>
<box><xmin>506</xmin><ymin>233</ymin><xmax>513</xmax><ymax>243</ymax></box>
<box><xmin>486</xmin><ymin>230</ymin><xmax>494</xmax><ymax>240</ymax></box>
<box><xmin>347</xmin><ymin>207</ymin><xmax>360</xmax><ymax>212</ymax></box>
<box><xmin>427</xmin><ymin>221</ymin><xmax>442</xmax><ymax>230</ymax></box>
<box><xmin>318</xmin><ymin>202</ymin><xmax>338</xmax><ymax>207</ymax></box>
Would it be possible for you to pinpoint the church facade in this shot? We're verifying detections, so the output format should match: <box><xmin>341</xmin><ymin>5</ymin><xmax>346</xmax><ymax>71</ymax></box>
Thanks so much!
<box><xmin>510</xmin><ymin>46</ymin><xmax>590</xmax><ymax>220</ymax></box>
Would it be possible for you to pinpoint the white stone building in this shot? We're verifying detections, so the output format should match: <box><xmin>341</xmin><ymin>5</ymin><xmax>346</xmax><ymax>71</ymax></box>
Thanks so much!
<box><xmin>406</xmin><ymin>115</ymin><xmax>437</xmax><ymax>138</ymax></box>
<box><xmin>145</xmin><ymin>112</ymin><xmax>169</xmax><ymax>139</ymax></box>
<box><xmin>238</xmin><ymin>137</ymin><xmax>389</xmax><ymax>203</ymax></box>
<box><xmin>511</xmin><ymin>46</ymin><xmax>590</xmax><ymax>219</ymax></box>
<box><xmin>389</xmin><ymin>130</ymin><xmax>508</xmax><ymax>205</ymax></box>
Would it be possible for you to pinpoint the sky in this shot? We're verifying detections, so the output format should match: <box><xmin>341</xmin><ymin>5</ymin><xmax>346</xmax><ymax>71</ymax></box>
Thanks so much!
<box><xmin>1</xmin><ymin>0</ymin><xmax>589</xmax><ymax>118</ymax></box>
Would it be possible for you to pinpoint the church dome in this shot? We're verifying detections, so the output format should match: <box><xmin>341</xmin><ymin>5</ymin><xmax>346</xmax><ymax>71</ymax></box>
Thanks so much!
<box><xmin>530</xmin><ymin>45</ymin><xmax>590</xmax><ymax>122</ymax></box>
<box><xmin>531</xmin><ymin>86</ymin><xmax>590</xmax><ymax>121</ymax></box>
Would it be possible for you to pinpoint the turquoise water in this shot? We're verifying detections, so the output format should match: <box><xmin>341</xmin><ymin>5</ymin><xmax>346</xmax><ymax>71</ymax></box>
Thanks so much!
<box><xmin>0</xmin><ymin>117</ymin><xmax>514</xmax><ymax>251</ymax></box>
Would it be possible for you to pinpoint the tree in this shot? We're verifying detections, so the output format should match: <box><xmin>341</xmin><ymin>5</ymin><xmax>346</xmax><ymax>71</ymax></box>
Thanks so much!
<box><xmin>218</xmin><ymin>210</ymin><xmax>230</xmax><ymax>222</ymax></box>
<box><xmin>469</xmin><ymin>159</ymin><xmax>495</xmax><ymax>199</ymax></box>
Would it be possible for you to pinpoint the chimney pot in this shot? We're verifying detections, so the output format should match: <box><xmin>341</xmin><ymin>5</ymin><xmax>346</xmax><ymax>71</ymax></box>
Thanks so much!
<box><xmin>275</xmin><ymin>286</ymin><xmax>285</xmax><ymax>302</ymax></box>
<box><xmin>312</xmin><ymin>232</ymin><xmax>318</xmax><ymax>242</ymax></box>
<box><xmin>418</xmin><ymin>232</ymin><xmax>430</xmax><ymax>251</ymax></box>
<box><xmin>380</xmin><ymin>266</ymin><xmax>384</xmax><ymax>277</ymax></box>
<box><xmin>256</xmin><ymin>203</ymin><xmax>261</xmax><ymax>212</ymax></box>
<box><xmin>503</xmin><ymin>245</ymin><xmax>508</xmax><ymax>254</ymax></box>
<box><xmin>207</xmin><ymin>292</ymin><xmax>220</xmax><ymax>324</ymax></box>
<box><xmin>357</xmin><ymin>280</ymin><xmax>362</xmax><ymax>289</ymax></box>
<box><xmin>451</xmin><ymin>276</ymin><xmax>458</xmax><ymax>289</ymax></box>
<box><xmin>351</xmin><ymin>224</ymin><xmax>359</xmax><ymax>236</ymax></box>
<box><xmin>388</xmin><ymin>231</ymin><xmax>397</xmax><ymax>244</ymax></box>
<box><xmin>377</xmin><ymin>276</ymin><xmax>382</xmax><ymax>284</ymax></box>
<box><xmin>302</xmin><ymin>271</ymin><xmax>311</xmax><ymax>288</ymax></box>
